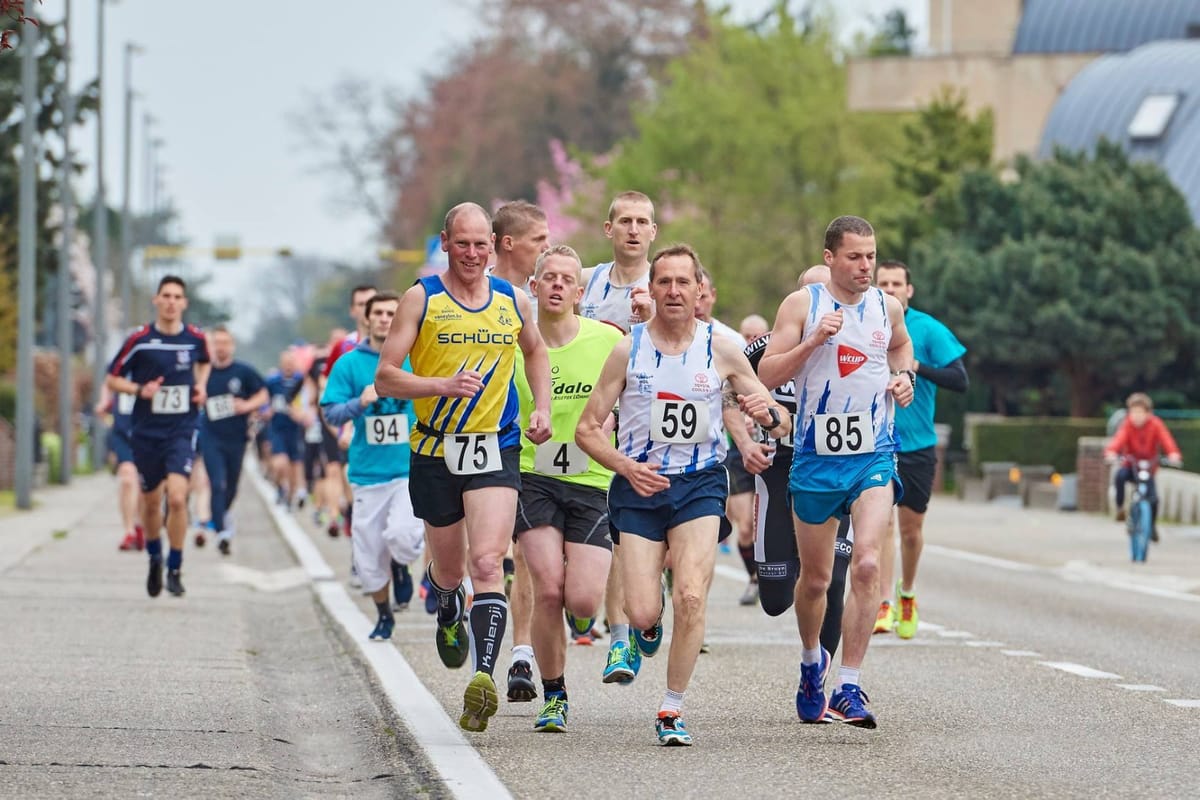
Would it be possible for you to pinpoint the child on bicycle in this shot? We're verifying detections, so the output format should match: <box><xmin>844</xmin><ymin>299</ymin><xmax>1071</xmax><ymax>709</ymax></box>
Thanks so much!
<box><xmin>1103</xmin><ymin>393</ymin><xmax>1183</xmax><ymax>538</ymax></box>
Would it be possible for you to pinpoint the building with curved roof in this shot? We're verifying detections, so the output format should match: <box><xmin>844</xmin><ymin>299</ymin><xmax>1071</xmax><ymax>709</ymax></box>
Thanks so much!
<box><xmin>1038</xmin><ymin>41</ymin><xmax>1200</xmax><ymax>219</ymax></box>
<box><xmin>1014</xmin><ymin>0</ymin><xmax>1200</xmax><ymax>54</ymax></box>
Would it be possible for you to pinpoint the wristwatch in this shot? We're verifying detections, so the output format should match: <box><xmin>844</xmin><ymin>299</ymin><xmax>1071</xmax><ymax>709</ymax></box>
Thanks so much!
<box><xmin>765</xmin><ymin>406</ymin><xmax>783</xmax><ymax>431</ymax></box>
<box><xmin>892</xmin><ymin>369</ymin><xmax>917</xmax><ymax>389</ymax></box>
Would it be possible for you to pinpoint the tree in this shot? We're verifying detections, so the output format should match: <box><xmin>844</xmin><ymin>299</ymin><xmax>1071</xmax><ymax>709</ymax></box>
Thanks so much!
<box><xmin>595</xmin><ymin>6</ymin><xmax>907</xmax><ymax>319</ymax></box>
<box><xmin>1</xmin><ymin>0</ymin><xmax>38</xmax><ymax>52</ymax></box>
<box><xmin>913</xmin><ymin>141</ymin><xmax>1200</xmax><ymax>416</ymax></box>
<box><xmin>865</xmin><ymin>8</ymin><xmax>916</xmax><ymax>56</ymax></box>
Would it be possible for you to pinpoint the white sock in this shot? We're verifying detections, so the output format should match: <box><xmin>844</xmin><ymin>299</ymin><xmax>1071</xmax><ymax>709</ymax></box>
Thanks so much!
<box><xmin>659</xmin><ymin>689</ymin><xmax>684</xmax><ymax>715</ymax></box>
<box><xmin>610</xmin><ymin>623</ymin><xmax>630</xmax><ymax>644</ymax></box>
<box><xmin>801</xmin><ymin>646</ymin><xmax>821</xmax><ymax>666</ymax></box>
<box><xmin>838</xmin><ymin>666</ymin><xmax>861</xmax><ymax>688</ymax></box>
<box><xmin>511</xmin><ymin>644</ymin><xmax>534</xmax><ymax>665</ymax></box>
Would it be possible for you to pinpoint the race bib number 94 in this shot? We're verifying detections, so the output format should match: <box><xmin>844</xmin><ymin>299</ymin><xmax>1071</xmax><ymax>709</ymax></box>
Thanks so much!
<box><xmin>650</xmin><ymin>398</ymin><xmax>709</xmax><ymax>445</ymax></box>
<box><xmin>534</xmin><ymin>441</ymin><xmax>589</xmax><ymax>476</ymax></box>
<box><xmin>365</xmin><ymin>414</ymin><xmax>408</xmax><ymax>446</ymax></box>
<box><xmin>444</xmin><ymin>432</ymin><xmax>501</xmax><ymax>475</ymax></box>
<box><xmin>205</xmin><ymin>394</ymin><xmax>236</xmax><ymax>421</ymax></box>
<box><xmin>151</xmin><ymin>385</ymin><xmax>190</xmax><ymax>415</ymax></box>
<box><xmin>813</xmin><ymin>412</ymin><xmax>874</xmax><ymax>456</ymax></box>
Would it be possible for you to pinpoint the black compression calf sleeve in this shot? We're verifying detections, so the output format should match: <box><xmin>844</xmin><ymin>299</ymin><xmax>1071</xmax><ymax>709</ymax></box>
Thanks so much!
<box><xmin>738</xmin><ymin>543</ymin><xmax>757</xmax><ymax>578</ymax></box>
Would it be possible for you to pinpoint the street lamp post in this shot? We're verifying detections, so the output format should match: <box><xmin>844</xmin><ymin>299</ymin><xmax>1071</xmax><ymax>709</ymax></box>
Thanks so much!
<box><xmin>118</xmin><ymin>42</ymin><xmax>141</xmax><ymax>332</ymax></box>
<box><xmin>16</xmin><ymin>16</ymin><xmax>40</xmax><ymax>509</ymax></box>
<box><xmin>57</xmin><ymin>0</ymin><xmax>75</xmax><ymax>485</ymax></box>
<box><xmin>89</xmin><ymin>0</ymin><xmax>110</xmax><ymax>471</ymax></box>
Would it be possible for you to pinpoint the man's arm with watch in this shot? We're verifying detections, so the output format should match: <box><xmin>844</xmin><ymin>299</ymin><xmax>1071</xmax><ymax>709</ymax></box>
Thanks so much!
<box><xmin>105</xmin><ymin>373</ymin><xmax>162</xmax><ymax>399</ymax></box>
<box><xmin>911</xmin><ymin>358</ymin><xmax>968</xmax><ymax>393</ymax></box>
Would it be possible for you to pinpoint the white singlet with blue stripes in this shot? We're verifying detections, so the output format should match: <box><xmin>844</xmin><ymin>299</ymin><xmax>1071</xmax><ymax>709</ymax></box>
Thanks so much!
<box><xmin>580</xmin><ymin>262</ymin><xmax>648</xmax><ymax>334</ymax></box>
<box><xmin>792</xmin><ymin>284</ymin><xmax>898</xmax><ymax>455</ymax></box>
<box><xmin>618</xmin><ymin>320</ymin><xmax>726</xmax><ymax>475</ymax></box>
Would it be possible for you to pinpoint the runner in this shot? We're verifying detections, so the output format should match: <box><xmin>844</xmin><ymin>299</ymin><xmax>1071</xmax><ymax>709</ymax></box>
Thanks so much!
<box><xmin>490</xmin><ymin>200</ymin><xmax>552</xmax><ymax>703</ymax></box>
<box><xmin>375</xmin><ymin>202</ymin><xmax>552</xmax><ymax>733</ymax></box>
<box><xmin>579</xmin><ymin>190</ymin><xmax>657</xmax><ymax>684</ymax></box>
<box><xmin>264</xmin><ymin>349</ymin><xmax>310</xmax><ymax>509</ymax></box>
<box><xmin>739</xmin><ymin>314</ymin><xmax>769</xmax><ymax>344</ymax></box>
<box><xmin>96</xmin><ymin>382</ymin><xmax>144</xmax><ymax>551</ymax></box>
<box><xmin>105</xmin><ymin>275</ymin><xmax>211</xmax><ymax>598</ymax></box>
<box><xmin>759</xmin><ymin>217</ymin><xmax>914</xmax><ymax>729</ymax></box>
<box><xmin>576</xmin><ymin>244</ymin><xmax>790</xmax><ymax>746</ymax></box>
<box><xmin>198</xmin><ymin>325</ymin><xmax>268</xmax><ymax>556</ymax></box>
<box><xmin>512</xmin><ymin>245</ymin><xmax>622</xmax><ymax>732</ymax></box>
<box><xmin>873</xmin><ymin>260</ymin><xmax>969</xmax><ymax>638</ymax></box>
<box><xmin>322</xmin><ymin>291</ymin><xmax>425</xmax><ymax>640</ymax></box>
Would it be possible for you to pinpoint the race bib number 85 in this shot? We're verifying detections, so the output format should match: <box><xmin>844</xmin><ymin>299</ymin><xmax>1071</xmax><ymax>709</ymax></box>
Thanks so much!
<box><xmin>444</xmin><ymin>432</ymin><xmax>501</xmax><ymax>475</ymax></box>
<box><xmin>151</xmin><ymin>385</ymin><xmax>190</xmax><ymax>415</ymax></box>
<box><xmin>205</xmin><ymin>394</ymin><xmax>236</xmax><ymax>421</ymax></box>
<box><xmin>365</xmin><ymin>414</ymin><xmax>408</xmax><ymax>446</ymax></box>
<box><xmin>650</xmin><ymin>399</ymin><xmax>709</xmax><ymax>445</ymax></box>
<box><xmin>813</xmin><ymin>412</ymin><xmax>874</xmax><ymax>456</ymax></box>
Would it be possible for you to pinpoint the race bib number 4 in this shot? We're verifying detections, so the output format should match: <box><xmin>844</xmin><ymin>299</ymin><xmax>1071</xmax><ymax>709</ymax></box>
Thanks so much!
<box><xmin>151</xmin><ymin>385</ymin><xmax>190</xmax><ymax>415</ymax></box>
<box><xmin>444</xmin><ymin>432</ymin><xmax>501</xmax><ymax>475</ymax></box>
<box><xmin>813</xmin><ymin>412</ymin><xmax>874</xmax><ymax>456</ymax></box>
<box><xmin>205</xmin><ymin>394</ymin><xmax>236</xmax><ymax>421</ymax></box>
<box><xmin>650</xmin><ymin>398</ymin><xmax>709</xmax><ymax>445</ymax></box>
<box><xmin>534</xmin><ymin>441</ymin><xmax>589</xmax><ymax>476</ymax></box>
<box><xmin>365</xmin><ymin>414</ymin><xmax>408</xmax><ymax>446</ymax></box>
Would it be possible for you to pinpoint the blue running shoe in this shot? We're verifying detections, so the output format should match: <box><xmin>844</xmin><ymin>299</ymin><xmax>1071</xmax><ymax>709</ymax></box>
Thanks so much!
<box><xmin>422</xmin><ymin>576</ymin><xmax>438</xmax><ymax>615</ymax></box>
<box><xmin>565</xmin><ymin>611</ymin><xmax>597</xmax><ymax>645</ymax></box>
<box><xmin>655</xmin><ymin>713</ymin><xmax>693</xmax><ymax>746</ymax></box>
<box><xmin>633</xmin><ymin>573</ymin><xmax>667</xmax><ymax>657</ymax></box>
<box><xmin>829</xmin><ymin>683</ymin><xmax>877</xmax><ymax>729</ymax></box>
<box><xmin>602</xmin><ymin>639</ymin><xmax>636</xmax><ymax>684</ymax></box>
<box><xmin>534</xmin><ymin>692</ymin><xmax>568</xmax><ymax>732</ymax></box>
<box><xmin>795</xmin><ymin>647</ymin><xmax>830</xmax><ymax>723</ymax></box>
<box><xmin>369</xmin><ymin>615</ymin><xmax>394</xmax><ymax>641</ymax></box>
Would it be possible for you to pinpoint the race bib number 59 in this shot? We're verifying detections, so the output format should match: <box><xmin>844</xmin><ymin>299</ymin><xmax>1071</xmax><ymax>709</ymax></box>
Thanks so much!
<box><xmin>650</xmin><ymin>398</ymin><xmax>709</xmax><ymax>445</ymax></box>
<box><xmin>813</xmin><ymin>412</ymin><xmax>874</xmax><ymax>456</ymax></box>
<box><xmin>444</xmin><ymin>432</ymin><xmax>501</xmax><ymax>475</ymax></box>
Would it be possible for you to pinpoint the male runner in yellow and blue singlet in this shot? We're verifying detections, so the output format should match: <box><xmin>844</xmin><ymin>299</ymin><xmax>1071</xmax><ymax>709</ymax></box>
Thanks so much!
<box><xmin>375</xmin><ymin>202</ymin><xmax>552</xmax><ymax>734</ymax></box>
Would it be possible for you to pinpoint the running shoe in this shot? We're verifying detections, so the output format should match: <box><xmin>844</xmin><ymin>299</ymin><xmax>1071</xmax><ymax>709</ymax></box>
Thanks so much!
<box><xmin>602</xmin><ymin>639</ymin><xmax>637</xmax><ymax>684</ymax></box>
<box><xmin>166</xmin><ymin>569</ymin><xmax>185</xmax><ymax>597</ymax></box>
<box><xmin>392</xmin><ymin>561</ymin><xmax>413</xmax><ymax>609</ymax></box>
<box><xmin>217</xmin><ymin>538</ymin><xmax>231</xmax><ymax>557</ymax></box>
<box><xmin>422</xmin><ymin>576</ymin><xmax>438</xmax><ymax>615</ymax></box>
<box><xmin>1115</xmin><ymin>508</ymin><xmax>1127</xmax><ymax>522</ymax></box>
<box><xmin>896</xmin><ymin>594</ymin><xmax>919</xmax><ymax>640</ymax></box>
<box><xmin>193</xmin><ymin>528</ymin><xmax>207</xmax><ymax>548</ymax></box>
<box><xmin>504</xmin><ymin>571</ymin><xmax>514</xmax><ymax>600</ymax></box>
<box><xmin>873</xmin><ymin>601</ymin><xmax>895</xmax><ymax>635</ymax></box>
<box><xmin>147</xmin><ymin>558</ymin><xmax>163</xmax><ymax>598</ymax></box>
<box><xmin>739</xmin><ymin>580</ymin><xmax>760</xmax><ymax>606</ymax></box>
<box><xmin>369</xmin><ymin>615</ymin><xmax>394</xmax><ymax>641</ymax></box>
<box><xmin>459</xmin><ymin>671</ymin><xmax>499</xmax><ymax>732</ymax></box>
<box><xmin>655</xmin><ymin>713</ymin><xmax>693</xmax><ymax>746</ymax></box>
<box><xmin>348</xmin><ymin>561</ymin><xmax>362</xmax><ymax>590</ymax></box>
<box><xmin>327</xmin><ymin>517</ymin><xmax>341</xmax><ymax>538</ymax></box>
<box><xmin>436</xmin><ymin>619</ymin><xmax>470</xmax><ymax>668</ymax></box>
<box><xmin>119</xmin><ymin>531</ymin><xmax>139</xmax><ymax>551</ymax></box>
<box><xmin>506</xmin><ymin>660</ymin><xmax>538</xmax><ymax>702</ymax></box>
<box><xmin>795</xmin><ymin>647</ymin><xmax>830</xmax><ymax>723</ymax></box>
<box><xmin>828</xmin><ymin>683</ymin><xmax>877</xmax><ymax>729</ymax></box>
<box><xmin>633</xmin><ymin>575</ymin><xmax>667</xmax><ymax>658</ymax></box>
<box><xmin>534</xmin><ymin>692</ymin><xmax>568</xmax><ymax>732</ymax></box>
<box><xmin>565</xmin><ymin>611</ymin><xmax>596</xmax><ymax>645</ymax></box>
<box><xmin>134</xmin><ymin>525</ymin><xmax>145</xmax><ymax>551</ymax></box>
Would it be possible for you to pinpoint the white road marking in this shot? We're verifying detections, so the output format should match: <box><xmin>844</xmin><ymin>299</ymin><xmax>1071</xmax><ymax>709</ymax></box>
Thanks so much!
<box><xmin>1001</xmin><ymin>650</ymin><xmax>1042</xmax><ymax>657</ymax></box>
<box><xmin>219</xmin><ymin>563</ymin><xmax>310</xmax><ymax>592</ymax></box>
<box><xmin>1038</xmin><ymin>662</ymin><xmax>1122</xmax><ymax>680</ymax></box>
<box><xmin>923</xmin><ymin>545</ymin><xmax>1035</xmax><ymax>572</ymax></box>
<box><xmin>249</xmin><ymin>465</ymin><xmax>512</xmax><ymax>800</ymax></box>
<box><xmin>937</xmin><ymin>630</ymin><xmax>975</xmax><ymax>639</ymax></box>
<box><xmin>1117</xmin><ymin>684</ymin><xmax>1166</xmax><ymax>692</ymax></box>
<box><xmin>964</xmin><ymin>640</ymin><xmax>1005</xmax><ymax>648</ymax></box>
<box><xmin>713</xmin><ymin>564</ymin><xmax>750</xmax><ymax>583</ymax></box>
<box><xmin>1163</xmin><ymin>699</ymin><xmax>1200</xmax><ymax>708</ymax></box>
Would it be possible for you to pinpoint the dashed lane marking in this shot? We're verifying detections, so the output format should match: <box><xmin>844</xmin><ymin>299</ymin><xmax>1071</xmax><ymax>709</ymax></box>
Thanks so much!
<box><xmin>964</xmin><ymin>640</ymin><xmax>1006</xmax><ymax>648</ymax></box>
<box><xmin>1163</xmin><ymin>699</ymin><xmax>1200</xmax><ymax>708</ymax></box>
<box><xmin>1001</xmin><ymin>650</ymin><xmax>1043</xmax><ymax>658</ymax></box>
<box><xmin>1117</xmin><ymin>684</ymin><xmax>1166</xmax><ymax>692</ymax></box>
<box><xmin>1038</xmin><ymin>662</ymin><xmax>1122</xmax><ymax>680</ymax></box>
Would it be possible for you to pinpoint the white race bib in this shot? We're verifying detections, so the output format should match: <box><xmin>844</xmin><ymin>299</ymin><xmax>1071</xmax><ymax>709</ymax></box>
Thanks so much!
<box><xmin>443</xmin><ymin>432</ymin><xmax>501</xmax><ymax>475</ymax></box>
<box><xmin>534</xmin><ymin>441</ymin><xmax>589</xmax><ymax>476</ymax></box>
<box><xmin>813</xmin><ymin>412</ymin><xmax>874</xmax><ymax>456</ymax></box>
<box><xmin>271</xmin><ymin>394</ymin><xmax>288</xmax><ymax>413</ymax></box>
<box><xmin>650</xmin><ymin>398</ymin><xmax>709</xmax><ymax>445</ymax></box>
<box><xmin>151</xmin><ymin>385</ymin><xmax>190</xmax><ymax>415</ymax></box>
<box><xmin>116</xmin><ymin>392</ymin><xmax>136</xmax><ymax>415</ymax></box>
<box><xmin>205</xmin><ymin>393</ymin><xmax>236</xmax><ymax>421</ymax></box>
<box><xmin>365</xmin><ymin>414</ymin><xmax>408</xmax><ymax>446</ymax></box>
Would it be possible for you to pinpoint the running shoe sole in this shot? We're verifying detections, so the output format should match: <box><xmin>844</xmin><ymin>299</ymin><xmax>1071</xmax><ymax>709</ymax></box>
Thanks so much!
<box><xmin>460</xmin><ymin>672</ymin><xmax>499</xmax><ymax>732</ymax></box>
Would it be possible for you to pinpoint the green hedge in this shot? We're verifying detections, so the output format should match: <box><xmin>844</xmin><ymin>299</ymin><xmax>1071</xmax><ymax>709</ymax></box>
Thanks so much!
<box><xmin>971</xmin><ymin>417</ymin><xmax>1200</xmax><ymax>474</ymax></box>
<box><xmin>970</xmin><ymin>418</ymin><xmax>1106</xmax><ymax>473</ymax></box>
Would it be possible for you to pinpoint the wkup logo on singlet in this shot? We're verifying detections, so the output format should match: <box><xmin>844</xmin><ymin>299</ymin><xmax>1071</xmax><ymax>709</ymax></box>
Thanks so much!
<box><xmin>837</xmin><ymin>345</ymin><xmax>867</xmax><ymax>377</ymax></box>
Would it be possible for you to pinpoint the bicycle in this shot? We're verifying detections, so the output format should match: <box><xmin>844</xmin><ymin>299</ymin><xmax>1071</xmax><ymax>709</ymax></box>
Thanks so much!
<box><xmin>1124</xmin><ymin>459</ymin><xmax>1155</xmax><ymax>563</ymax></box>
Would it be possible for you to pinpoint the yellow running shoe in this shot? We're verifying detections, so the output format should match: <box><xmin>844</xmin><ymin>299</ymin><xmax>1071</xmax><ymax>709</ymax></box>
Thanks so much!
<box><xmin>460</xmin><ymin>671</ymin><xmax>499</xmax><ymax>732</ymax></box>
<box><xmin>872</xmin><ymin>601</ymin><xmax>895</xmax><ymax>635</ymax></box>
<box><xmin>896</xmin><ymin>594</ymin><xmax>919</xmax><ymax>640</ymax></box>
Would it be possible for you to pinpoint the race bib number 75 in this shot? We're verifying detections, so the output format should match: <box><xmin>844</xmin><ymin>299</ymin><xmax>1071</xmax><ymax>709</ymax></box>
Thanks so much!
<box><xmin>443</xmin><ymin>432</ymin><xmax>501</xmax><ymax>475</ymax></box>
<box><xmin>813</xmin><ymin>412</ymin><xmax>874</xmax><ymax>456</ymax></box>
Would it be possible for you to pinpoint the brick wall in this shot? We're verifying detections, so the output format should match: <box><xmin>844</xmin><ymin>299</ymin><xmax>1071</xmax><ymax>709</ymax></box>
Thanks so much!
<box><xmin>1076</xmin><ymin>436</ymin><xmax>1110</xmax><ymax>513</ymax></box>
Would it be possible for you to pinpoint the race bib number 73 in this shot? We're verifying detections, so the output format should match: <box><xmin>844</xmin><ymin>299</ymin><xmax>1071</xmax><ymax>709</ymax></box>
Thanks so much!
<box><xmin>813</xmin><ymin>412</ymin><xmax>874</xmax><ymax>456</ymax></box>
<box><xmin>443</xmin><ymin>432</ymin><xmax>501</xmax><ymax>475</ymax></box>
<box><xmin>151</xmin><ymin>385</ymin><xmax>190</xmax><ymax>415</ymax></box>
<box><xmin>650</xmin><ymin>398</ymin><xmax>709</xmax><ymax>445</ymax></box>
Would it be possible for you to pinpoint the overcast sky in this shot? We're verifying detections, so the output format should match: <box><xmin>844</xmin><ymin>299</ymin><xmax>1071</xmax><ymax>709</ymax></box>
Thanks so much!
<box><xmin>58</xmin><ymin>0</ymin><xmax>925</xmax><ymax>316</ymax></box>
